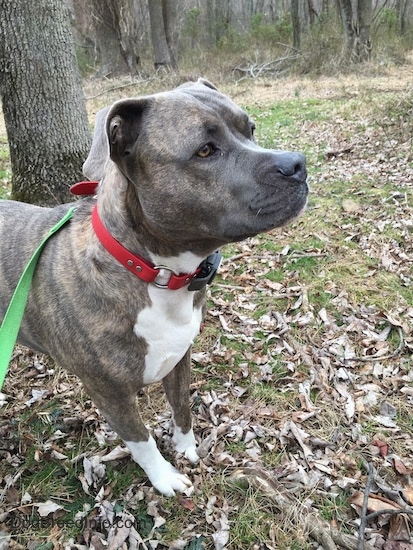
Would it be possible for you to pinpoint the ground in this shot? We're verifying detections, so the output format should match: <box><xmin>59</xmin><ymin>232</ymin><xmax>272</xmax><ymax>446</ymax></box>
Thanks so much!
<box><xmin>0</xmin><ymin>63</ymin><xmax>413</xmax><ymax>549</ymax></box>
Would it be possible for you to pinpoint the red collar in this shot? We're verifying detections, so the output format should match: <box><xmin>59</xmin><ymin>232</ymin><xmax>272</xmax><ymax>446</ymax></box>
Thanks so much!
<box><xmin>91</xmin><ymin>204</ymin><xmax>201</xmax><ymax>289</ymax></box>
<box><xmin>70</xmin><ymin>181</ymin><xmax>201</xmax><ymax>290</ymax></box>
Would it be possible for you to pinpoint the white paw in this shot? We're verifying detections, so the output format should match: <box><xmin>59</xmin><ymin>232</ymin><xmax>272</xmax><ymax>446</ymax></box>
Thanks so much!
<box><xmin>124</xmin><ymin>436</ymin><xmax>193</xmax><ymax>496</ymax></box>
<box><xmin>149</xmin><ymin>462</ymin><xmax>192</xmax><ymax>497</ymax></box>
<box><xmin>183</xmin><ymin>445</ymin><xmax>200</xmax><ymax>464</ymax></box>
<box><xmin>172</xmin><ymin>427</ymin><xmax>200</xmax><ymax>464</ymax></box>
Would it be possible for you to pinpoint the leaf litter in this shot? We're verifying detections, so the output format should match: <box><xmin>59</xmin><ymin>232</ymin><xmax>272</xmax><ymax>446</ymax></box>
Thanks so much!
<box><xmin>1</xmin><ymin>74</ymin><xmax>413</xmax><ymax>549</ymax></box>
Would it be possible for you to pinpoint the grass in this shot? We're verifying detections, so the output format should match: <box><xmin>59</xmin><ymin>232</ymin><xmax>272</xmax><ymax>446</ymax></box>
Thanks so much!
<box><xmin>0</xmin><ymin>139</ymin><xmax>11</xmax><ymax>198</ymax></box>
<box><xmin>1</xmin><ymin>71</ymin><xmax>413</xmax><ymax>548</ymax></box>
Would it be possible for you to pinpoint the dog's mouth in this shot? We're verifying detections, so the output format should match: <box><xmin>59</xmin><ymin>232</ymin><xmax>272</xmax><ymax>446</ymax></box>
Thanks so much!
<box><xmin>217</xmin><ymin>178</ymin><xmax>309</xmax><ymax>242</ymax></box>
<box><xmin>164</xmin><ymin>177</ymin><xmax>309</xmax><ymax>249</ymax></box>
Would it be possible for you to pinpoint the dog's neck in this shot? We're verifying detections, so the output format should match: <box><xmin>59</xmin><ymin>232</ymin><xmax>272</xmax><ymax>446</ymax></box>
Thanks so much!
<box><xmin>96</xmin><ymin>164</ymin><xmax>222</xmax><ymax>270</ymax></box>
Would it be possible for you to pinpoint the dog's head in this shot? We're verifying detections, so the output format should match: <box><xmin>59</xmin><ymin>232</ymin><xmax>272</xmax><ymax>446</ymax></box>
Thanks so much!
<box><xmin>84</xmin><ymin>79</ymin><xmax>308</xmax><ymax>251</ymax></box>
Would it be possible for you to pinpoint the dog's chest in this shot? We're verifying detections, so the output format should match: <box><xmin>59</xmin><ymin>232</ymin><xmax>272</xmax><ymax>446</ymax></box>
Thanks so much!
<box><xmin>134</xmin><ymin>287</ymin><xmax>202</xmax><ymax>385</ymax></box>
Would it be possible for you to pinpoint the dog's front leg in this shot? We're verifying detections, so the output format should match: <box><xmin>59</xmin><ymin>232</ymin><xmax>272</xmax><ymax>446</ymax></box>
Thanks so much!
<box><xmin>162</xmin><ymin>349</ymin><xmax>199</xmax><ymax>464</ymax></box>
<box><xmin>82</xmin><ymin>381</ymin><xmax>192</xmax><ymax>497</ymax></box>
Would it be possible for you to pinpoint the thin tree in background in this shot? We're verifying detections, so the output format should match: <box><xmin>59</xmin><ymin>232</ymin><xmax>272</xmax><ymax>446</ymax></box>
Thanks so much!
<box><xmin>291</xmin><ymin>0</ymin><xmax>301</xmax><ymax>49</ymax></box>
<box><xmin>355</xmin><ymin>0</ymin><xmax>372</xmax><ymax>62</ymax></box>
<box><xmin>148</xmin><ymin>0</ymin><xmax>177</xmax><ymax>69</ymax></box>
<box><xmin>339</xmin><ymin>0</ymin><xmax>372</xmax><ymax>63</ymax></box>
<box><xmin>339</xmin><ymin>0</ymin><xmax>354</xmax><ymax>61</ymax></box>
<box><xmin>0</xmin><ymin>0</ymin><xmax>91</xmax><ymax>206</ymax></box>
<box><xmin>396</xmin><ymin>0</ymin><xmax>408</xmax><ymax>35</ymax></box>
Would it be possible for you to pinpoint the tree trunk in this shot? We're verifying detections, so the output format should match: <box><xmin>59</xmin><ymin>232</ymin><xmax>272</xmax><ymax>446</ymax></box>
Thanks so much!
<box><xmin>291</xmin><ymin>0</ymin><xmax>300</xmax><ymax>49</ymax></box>
<box><xmin>307</xmin><ymin>0</ymin><xmax>318</xmax><ymax>26</ymax></box>
<box><xmin>162</xmin><ymin>0</ymin><xmax>178</xmax><ymax>67</ymax></box>
<box><xmin>148</xmin><ymin>0</ymin><xmax>175</xmax><ymax>69</ymax></box>
<box><xmin>396</xmin><ymin>0</ymin><xmax>408</xmax><ymax>35</ymax></box>
<box><xmin>206</xmin><ymin>0</ymin><xmax>215</xmax><ymax>46</ymax></box>
<box><xmin>338</xmin><ymin>0</ymin><xmax>355</xmax><ymax>62</ymax></box>
<box><xmin>214</xmin><ymin>0</ymin><xmax>230</xmax><ymax>44</ymax></box>
<box><xmin>0</xmin><ymin>0</ymin><xmax>91</xmax><ymax>206</ymax></box>
<box><xmin>339</xmin><ymin>0</ymin><xmax>372</xmax><ymax>63</ymax></box>
<box><xmin>88</xmin><ymin>0</ymin><xmax>140</xmax><ymax>76</ymax></box>
<box><xmin>355</xmin><ymin>0</ymin><xmax>372</xmax><ymax>62</ymax></box>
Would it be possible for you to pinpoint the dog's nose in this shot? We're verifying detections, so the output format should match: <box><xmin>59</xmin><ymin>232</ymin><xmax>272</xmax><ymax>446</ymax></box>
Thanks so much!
<box><xmin>273</xmin><ymin>151</ymin><xmax>307</xmax><ymax>181</ymax></box>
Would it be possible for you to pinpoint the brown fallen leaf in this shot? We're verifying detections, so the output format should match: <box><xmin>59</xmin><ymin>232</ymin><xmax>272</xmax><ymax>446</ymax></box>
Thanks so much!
<box><xmin>393</xmin><ymin>458</ymin><xmax>413</xmax><ymax>476</ymax></box>
<box><xmin>178</xmin><ymin>495</ymin><xmax>195</xmax><ymax>511</ymax></box>
<box><xmin>350</xmin><ymin>491</ymin><xmax>401</xmax><ymax>514</ymax></box>
<box><xmin>101</xmin><ymin>445</ymin><xmax>131</xmax><ymax>462</ymax></box>
<box><xmin>291</xmin><ymin>410</ymin><xmax>318</xmax><ymax>422</ymax></box>
<box><xmin>373</xmin><ymin>438</ymin><xmax>389</xmax><ymax>457</ymax></box>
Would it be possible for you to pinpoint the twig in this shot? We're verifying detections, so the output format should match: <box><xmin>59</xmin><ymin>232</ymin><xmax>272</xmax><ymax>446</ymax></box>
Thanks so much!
<box><xmin>273</xmin><ymin>41</ymin><xmax>301</xmax><ymax>52</ymax></box>
<box><xmin>357</xmin><ymin>460</ymin><xmax>409</xmax><ymax>507</ymax></box>
<box><xmin>365</xmin><ymin>508</ymin><xmax>413</xmax><ymax>522</ymax></box>
<box><xmin>358</xmin><ymin>462</ymin><xmax>374</xmax><ymax>550</ymax></box>
<box><xmin>344</xmin><ymin>326</ymin><xmax>404</xmax><ymax>363</ymax></box>
<box><xmin>233</xmin><ymin>52</ymin><xmax>302</xmax><ymax>79</ymax></box>
<box><xmin>70</xmin><ymin>451</ymin><xmax>89</xmax><ymax>464</ymax></box>
<box><xmin>221</xmin><ymin>252</ymin><xmax>250</xmax><ymax>263</ymax></box>
<box><xmin>284</xmin><ymin>251</ymin><xmax>329</xmax><ymax>263</ymax></box>
<box><xmin>214</xmin><ymin>283</ymin><xmax>246</xmax><ymax>291</ymax></box>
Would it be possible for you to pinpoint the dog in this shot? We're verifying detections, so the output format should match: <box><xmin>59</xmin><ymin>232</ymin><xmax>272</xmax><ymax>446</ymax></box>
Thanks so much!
<box><xmin>0</xmin><ymin>79</ymin><xmax>308</xmax><ymax>496</ymax></box>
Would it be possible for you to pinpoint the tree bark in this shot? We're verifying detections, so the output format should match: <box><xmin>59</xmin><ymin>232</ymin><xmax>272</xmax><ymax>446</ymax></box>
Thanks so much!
<box><xmin>396</xmin><ymin>0</ymin><xmax>408</xmax><ymax>35</ymax></box>
<box><xmin>339</xmin><ymin>0</ymin><xmax>372</xmax><ymax>63</ymax></box>
<box><xmin>87</xmin><ymin>0</ymin><xmax>140</xmax><ymax>76</ymax></box>
<box><xmin>162</xmin><ymin>0</ymin><xmax>178</xmax><ymax>67</ymax></box>
<box><xmin>355</xmin><ymin>0</ymin><xmax>372</xmax><ymax>62</ymax></box>
<box><xmin>148</xmin><ymin>0</ymin><xmax>175</xmax><ymax>69</ymax></box>
<box><xmin>0</xmin><ymin>0</ymin><xmax>91</xmax><ymax>206</ymax></box>
<box><xmin>291</xmin><ymin>0</ymin><xmax>300</xmax><ymax>49</ymax></box>
<box><xmin>206</xmin><ymin>0</ymin><xmax>215</xmax><ymax>46</ymax></box>
<box><xmin>338</xmin><ymin>0</ymin><xmax>355</xmax><ymax>62</ymax></box>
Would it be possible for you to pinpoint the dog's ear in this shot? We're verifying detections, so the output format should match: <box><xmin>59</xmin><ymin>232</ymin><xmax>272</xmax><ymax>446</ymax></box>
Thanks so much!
<box><xmin>177</xmin><ymin>78</ymin><xmax>219</xmax><ymax>93</ymax></box>
<box><xmin>106</xmin><ymin>99</ymin><xmax>149</xmax><ymax>165</ymax></box>
<box><xmin>197</xmin><ymin>78</ymin><xmax>219</xmax><ymax>91</ymax></box>
<box><xmin>83</xmin><ymin>106</ymin><xmax>111</xmax><ymax>181</ymax></box>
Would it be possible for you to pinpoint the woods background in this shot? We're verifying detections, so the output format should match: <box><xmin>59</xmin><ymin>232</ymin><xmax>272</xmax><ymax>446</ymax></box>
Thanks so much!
<box><xmin>68</xmin><ymin>0</ymin><xmax>413</xmax><ymax>77</ymax></box>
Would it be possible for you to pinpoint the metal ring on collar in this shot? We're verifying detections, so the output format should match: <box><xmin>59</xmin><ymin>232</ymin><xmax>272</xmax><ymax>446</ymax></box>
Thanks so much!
<box><xmin>152</xmin><ymin>265</ymin><xmax>178</xmax><ymax>289</ymax></box>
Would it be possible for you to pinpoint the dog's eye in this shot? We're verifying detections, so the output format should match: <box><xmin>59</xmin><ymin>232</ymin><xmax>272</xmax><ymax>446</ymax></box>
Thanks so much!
<box><xmin>197</xmin><ymin>143</ymin><xmax>216</xmax><ymax>158</ymax></box>
<box><xmin>251</xmin><ymin>123</ymin><xmax>256</xmax><ymax>136</ymax></box>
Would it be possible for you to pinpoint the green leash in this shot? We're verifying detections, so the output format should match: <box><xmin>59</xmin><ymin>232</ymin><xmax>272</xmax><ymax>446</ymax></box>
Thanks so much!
<box><xmin>0</xmin><ymin>206</ymin><xmax>75</xmax><ymax>391</ymax></box>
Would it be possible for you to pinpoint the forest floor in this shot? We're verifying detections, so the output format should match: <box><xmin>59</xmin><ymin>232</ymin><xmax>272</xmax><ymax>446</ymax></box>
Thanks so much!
<box><xmin>1</xmin><ymin>61</ymin><xmax>413</xmax><ymax>550</ymax></box>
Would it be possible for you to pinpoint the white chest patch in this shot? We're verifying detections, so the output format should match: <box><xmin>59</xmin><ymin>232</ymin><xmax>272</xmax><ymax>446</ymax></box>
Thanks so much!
<box><xmin>134</xmin><ymin>285</ymin><xmax>202</xmax><ymax>385</ymax></box>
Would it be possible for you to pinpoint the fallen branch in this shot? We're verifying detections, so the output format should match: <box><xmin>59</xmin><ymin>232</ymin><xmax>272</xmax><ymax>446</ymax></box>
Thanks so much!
<box><xmin>365</xmin><ymin>508</ymin><xmax>413</xmax><ymax>522</ymax></box>
<box><xmin>233</xmin><ymin>50</ymin><xmax>302</xmax><ymax>79</ymax></box>
<box><xmin>231</xmin><ymin>467</ymin><xmax>375</xmax><ymax>550</ymax></box>
<box><xmin>358</xmin><ymin>462</ymin><xmax>374</xmax><ymax>550</ymax></box>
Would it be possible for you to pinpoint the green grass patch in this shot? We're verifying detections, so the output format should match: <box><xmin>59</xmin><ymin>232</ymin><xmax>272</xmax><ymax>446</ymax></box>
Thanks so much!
<box><xmin>0</xmin><ymin>139</ymin><xmax>11</xmax><ymax>198</ymax></box>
